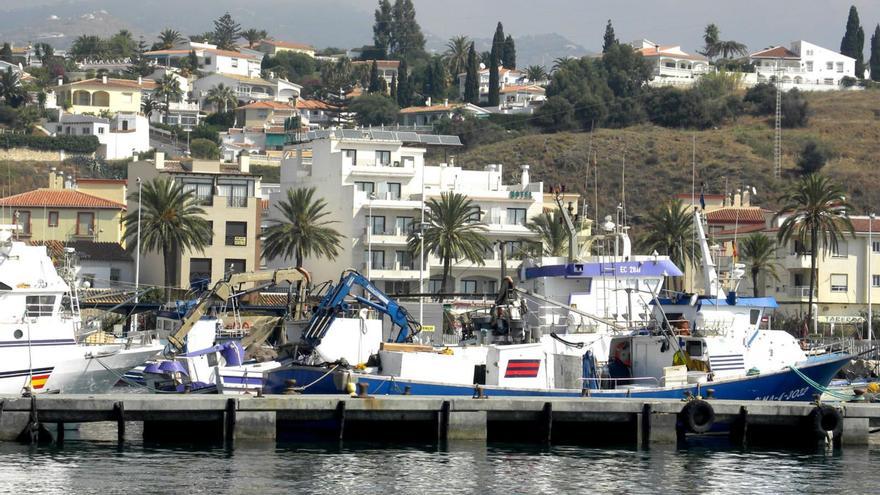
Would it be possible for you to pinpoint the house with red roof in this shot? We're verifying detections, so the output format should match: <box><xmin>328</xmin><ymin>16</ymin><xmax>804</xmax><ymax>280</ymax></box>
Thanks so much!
<box><xmin>456</xmin><ymin>65</ymin><xmax>526</xmax><ymax>103</ymax></box>
<box><xmin>749</xmin><ymin>41</ymin><xmax>857</xmax><ymax>89</ymax></box>
<box><xmin>632</xmin><ymin>39</ymin><xmax>710</xmax><ymax>87</ymax></box>
<box><xmin>145</xmin><ymin>41</ymin><xmax>263</xmax><ymax>78</ymax></box>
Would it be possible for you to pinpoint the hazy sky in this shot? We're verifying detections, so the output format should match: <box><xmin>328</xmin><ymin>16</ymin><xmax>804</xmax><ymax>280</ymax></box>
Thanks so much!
<box><xmin>397</xmin><ymin>0</ymin><xmax>880</xmax><ymax>54</ymax></box>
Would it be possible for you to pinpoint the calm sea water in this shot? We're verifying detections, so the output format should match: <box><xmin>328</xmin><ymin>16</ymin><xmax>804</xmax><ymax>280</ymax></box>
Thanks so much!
<box><xmin>0</xmin><ymin>423</ymin><xmax>878</xmax><ymax>495</ymax></box>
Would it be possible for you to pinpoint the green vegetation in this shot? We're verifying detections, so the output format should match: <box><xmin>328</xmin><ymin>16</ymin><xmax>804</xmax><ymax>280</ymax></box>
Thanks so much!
<box><xmin>262</xmin><ymin>187</ymin><xmax>343</xmax><ymax>267</ymax></box>
<box><xmin>840</xmin><ymin>6</ymin><xmax>866</xmax><ymax>77</ymax></box>
<box><xmin>349</xmin><ymin>94</ymin><xmax>399</xmax><ymax>126</ymax></box>
<box><xmin>0</xmin><ymin>134</ymin><xmax>100</xmax><ymax>153</ymax></box>
<box><xmin>189</xmin><ymin>138</ymin><xmax>219</xmax><ymax>159</ymax></box>
<box><xmin>640</xmin><ymin>198</ymin><xmax>697</xmax><ymax>291</ymax></box>
<box><xmin>738</xmin><ymin>234</ymin><xmax>781</xmax><ymax>298</ymax></box>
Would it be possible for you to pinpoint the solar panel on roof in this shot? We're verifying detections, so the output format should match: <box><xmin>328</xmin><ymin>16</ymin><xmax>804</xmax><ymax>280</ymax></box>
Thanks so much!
<box><xmin>419</xmin><ymin>135</ymin><xmax>442</xmax><ymax>145</ymax></box>
<box><xmin>371</xmin><ymin>131</ymin><xmax>394</xmax><ymax>140</ymax></box>
<box><xmin>341</xmin><ymin>129</ymin><xmax>362</xmax><ymax>139</ymax></box>
<box><xmin>396</xmin><ymin>132</ymin><xmax>419</xmax><ymax>142</ymax></box>
<box><xmin>438</xmin><ymin>135</ymin><xmax>463</xmax><ymax>146</ymax></box>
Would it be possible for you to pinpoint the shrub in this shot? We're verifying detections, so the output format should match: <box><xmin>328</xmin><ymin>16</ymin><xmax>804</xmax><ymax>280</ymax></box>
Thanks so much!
<box><xmin>0</xmin><ymin>134</ymin><xmax>100</xmax><ymax>153</ymax></box>
<box><xmin>796</xmin><ymin>140</ymin><xmax>830</xmax><ymax>174</ymax></box>
<box><xmin>348</xmin><ymin>94</ymin><xmax>399</xmax><ymax>126</ymax></box>
<box><xmin>533</xmin><ymin>96</ymin><xmax>575</xmax><ymax>133</ymax></box>
<box><xmin>743</xmin><ymin>82</ymin><xmax>777</xmax><ymax>115</ymax></box>
<box><xmin>781</xmin><ymin>88</ymin><xmax>809</xmax><ymax>128</ymax></box>
<box><xmin>190</xmin><ymin>138</ymin><xmax>219</xmax><ymax>159</ymax></box>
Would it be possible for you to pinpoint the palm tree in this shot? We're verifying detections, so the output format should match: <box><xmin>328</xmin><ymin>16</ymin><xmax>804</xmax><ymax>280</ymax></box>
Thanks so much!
<box><xmin>444</xmin><ymin>35</ymin><xmax>471</xmax><ymax>77</ymax></box>
<box><xmin>141</xmin><ymin>93</ymin><xmax>163</xmax><ymax>119</ymax></box>
<box><xmin>641</xmin><ymin>198</ymin><xmax>698</xmax><ymax>292</ymax></box>
<box><xmin>123</xmin><ymin>177</ymin><xmax>212</xmax><ymax>301</ymax></box>
<box><xmin>738</xmin><ymin>233</ymin><xmax>781</xmax><ymax>297</ymax></box>
<box><xmin>713</xmin><ymin>40</ymin><xmax>749</xmax><ymax>59</ymax></box>
<box><xmin>700</xmin><ymin>23</ymin><xmax>720</xmax><ymax>58</ymax></box>
<box><xmin>205</xmin><ymin>83</ymin><xmax>237</xmax><ymax>113</ymax></box>
<box><xmin>0</xmin><ymin>67</ymin><xmax>23</xmax><ymax>106</ymax></box>
<box><xmin>155</xmin><ymin>73</ymin><xmax>183</xmax><ymax>124</ymax></box>
<box><xmin>241</xmin><ymin>29</ymin><xmax>267</xmax><ymax>49</ymax></box>
<box><xmin>776</xmin><ymin>174</ymin><xmax>854</xmax><ymax>332</ymax></box>
<box><xmin>525</xmin><ymin>65</ymin><xmax>547</xmax><ymax>83</ymax></box>
<box><xmin>158</xmin><ymin>29</ymin><xmax>184</xmax><ymax>50</ymax></box>
<box><xmin>262</xmin><ymin>187</ymin><xmax>343</xmax><ymax>268</ymax></box>
<box><xmin>527</xmin><ymin>210</ymin><xmax>571</xmax><ymax>257</ymax></box>
<box><xmin>408</xmin><ymin>192</ymin><xmax>490</xmax><ymax>299</ymax></box>
<box><xmin>71</xmin><ymin>35</ymin><xmax>105</xmax><ymax>60</ymax></box>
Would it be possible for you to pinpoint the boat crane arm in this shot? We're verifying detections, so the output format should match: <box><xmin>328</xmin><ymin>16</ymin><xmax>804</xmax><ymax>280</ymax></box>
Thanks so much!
<box><xmin>513</xmin><ymin>287</ymin><xmax>629</xmax><ymax>332</ymax></box>
<box><xmin>302</xmin><ymin>270</ymin><xmax>421</xmax><ymax>346</ymax></box>
<box><xmin>166</xmin><ymin>267</ymin><xmax>311</xmax><ymax>352</ymax></box>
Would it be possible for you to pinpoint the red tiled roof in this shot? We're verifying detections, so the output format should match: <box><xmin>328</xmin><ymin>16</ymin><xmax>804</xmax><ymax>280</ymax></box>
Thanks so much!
<box><xmin>295</xmin><ymin>99</ymin><xmax>334</xmax><ymax>110</ymax></box>
<box><xmin>237</xmin><ymin>101</ymin><xmax>295</xmax><ymax>110</ymax></box>
<box><xmin>850</xmin><ymin>218</ymin><xmax>880</xmax><ymax>233</ymax></box>
<box><xmin>261</xmin><ymin>39</ymin><xmax>314</xmax><ymax>51</ymax></box>
<box><xmin>706</xmin><ymin>208</ymin><xmax>766</xmax><ymax>224</ymax></box>
<box><xmin>0</xmin><ymin>189</ymin><xmax>126</xmax><ymax>209</ymax></box>
<box><xmin>750</xmin><ymin>46</ymin><xmax>799</xmax><ymax>59</ymax></box>
<box><xmin>499</xmin><ymin>84</ymin><xmax>545</xmax><ymax>94</ymax></box>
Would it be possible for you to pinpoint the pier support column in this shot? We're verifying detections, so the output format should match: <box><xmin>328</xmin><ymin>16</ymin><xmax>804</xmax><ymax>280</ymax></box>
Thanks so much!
<box><xmin>841</xmin><ymin>417</ymin><xmax>869</xmax><ymax>446</ymax></box>
<box><xmin>446</xmin><ymin>411</ymin><xmax>487</xmax><ymax>441</ymax></box>
<box><xmin>233</xmin><ymin>411</ymin><xmax>277</xmax><ymax>442</ymax></box>
<box><xmin>0</xmin><ymin>412</ymin><xmax>29</xmax><ymax>442</ymax></box>
<box><xmin>641</xmin><ymin>412</ymin><xmax>678</xmax><ymax>444</ymax></box>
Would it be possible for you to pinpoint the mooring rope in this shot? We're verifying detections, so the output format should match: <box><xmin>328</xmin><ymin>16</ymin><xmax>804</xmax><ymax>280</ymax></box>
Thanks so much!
<box><xmin>789</xmin><ymin>364</ymin><xmax>856</xmax><ymax>401</ymax></box>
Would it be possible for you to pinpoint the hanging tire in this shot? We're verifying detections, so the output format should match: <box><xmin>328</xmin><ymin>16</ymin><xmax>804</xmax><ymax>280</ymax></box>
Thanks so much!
<box><xmin>809</xmin><ymin>404</ymin><xmax>842</xmax><ymax>439</ymax></box>
<box><xmin>680</xmin><ymin>400</ymin><xmax>715</xmax><ymax>434</ymax></box>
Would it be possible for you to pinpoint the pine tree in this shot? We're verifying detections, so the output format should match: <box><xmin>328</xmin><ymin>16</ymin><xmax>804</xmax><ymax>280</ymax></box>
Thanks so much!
<box><xmin>396</xmin><ymin>59</ymin><xmax>412</xmax><ymax>107</ymax></box>
<box><xmin>464</xmin><ymin>42</ymin><xmax>479</xmax><ymax>104</ymax></box>
<box><xmin>213</xmin><ymin>12</ymin><xmax>242</xmax><ymax>51</ymax></box>
<box><xmin>871</xmin><ymin>24</ymin><xmax>880</xmax><ymax>82</ymax></box>
<box><xmin>503</xmin><ymin>34</ymin><xmax>516</xmax><ymax>69</ymax></box>
<box><xmin>390</xmin><ymin>73</ymin><xmax>398</xmax><ymax>103</ymax></box>
<box><xmin>390</xmin><ymin>0</ymin><xmax>426</xmax><ymax>62</ymax></box>
<box><xmin>373</xmin><ymin>0</ymin><xmax>393</xmax><ymax>59</ymax></box>
<box><xmin>369</xmin><ymin>60</ymin><xmax>381</xmax><ymax>93</ymax></box>
<box><xmin>603</xmin><ymin>19</ymin><xmax>618</xmax><ymax>53</ymax></box>
<box><xmin>840</xmin><ymin>5</ymin><xmax>865</xmax><ymax>77</ymax></box>
<box><xmin>488</xmin><ymin>22</ymin><xmax>504</xmax><ymax>106</ymax></box>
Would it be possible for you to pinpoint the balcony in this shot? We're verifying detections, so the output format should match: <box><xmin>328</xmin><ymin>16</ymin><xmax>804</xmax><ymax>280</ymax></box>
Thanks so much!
<box><xmin>484</xmin><ymin>222</ymin><xmax>534</xmax><ymax>236</ymax></box>
<box><xmin>363</xmin><ymin>227</ymin><xmax>411</xmax><ymax>246</ymax></box>
<box><xmin>780</xmin><ymin>254</ymin><xmax>812</xmax><ymax>270</ymax></box>
<box><xmin>362</xmin><ymin>261</ymin><xmax>422</xmax><ymax>280</ymax></box>
<box><xmin>788</xmin><ymin>286</ymin><xmax>812</xmax><ymax>299</ymax></box>
<box><xmin>348</xmin><ymin>161</ymin><xmax>416</xmax><ymax>178</ymax></box>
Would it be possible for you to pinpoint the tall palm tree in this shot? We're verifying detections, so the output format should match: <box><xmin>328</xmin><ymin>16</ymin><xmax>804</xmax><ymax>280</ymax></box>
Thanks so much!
<box><xmin>700</xmin><ymin>23</ymin><xmax>720</xmax><ymax>58</ymax></box>
<box><xmin>205</xmin><ymin>83</ymin><xmax>237</xmax><ymax>113</ymax></box>
<box><xmin>408</xmin><ymin>192</ymin><xmax>490</xmax><ymax>299</ymax></box>
<box><xmin>738</xmin><ymin>233</ymin><xmax>781</xmax><ymax>297</ymax></box>
<box><xmin>158</xmin><ymin>29</ymin><xmax>184</xmax><ymax>50</ymax></box>
<box><xmin>444</xmin><ymin>35</ymin><xmax>471</xmax><ymax>77</ymax></box>
<box><xmin>71</xmin><ymin>35</ymin><xmax>105</xmax><ymax>60</ymax></box>
<box><xmin>525</xmin><ymin>65</ymin><xmax>547</xmax><ymax>83</ymax></box>
<box><xmin>641</xmin><ymin>198</ymin><xmax>698</xmax><ymax>292</ymax></box>
<box><xmin>0</xmin><ymin>67</ymin><xmax>23</xmax><ymax>106</ymax></box>
<box><xmin>241</xmin><ymin>29</ymin><xmax>267</xmax><ymax>49</ymax></box>
<box><xmin>123</xmin><ymin>177</ymin><xmax>212</xmax><ymax>301</ymax></box>
<box><xmin>776</xmin><ymin>174</ymin><xmax>854</xmax><ymax>331</ymax></box>
<box><xmin>527</xmin><ymin>210</ymin><xmax>570</xmax><ymax>257</ymax></box>
<box><xmin>713</xmin><ymin>40</ymin><xmax>749</xmax><ymax>59</ymax></box>
<box><xmin>262</xmin><ymin>187</ymin><xmax>343</xmax><ymax>268</ymax></box>
<box><xmin>155</xmin><ymin>74</ymin><xmax>183</xmax><ymax>124</ymax></box>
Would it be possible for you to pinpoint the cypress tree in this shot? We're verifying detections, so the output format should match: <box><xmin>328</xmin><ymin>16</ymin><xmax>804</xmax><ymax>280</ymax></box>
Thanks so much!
<box><xmin>488</xmin><ymin>21</ymin><xmax>504</xmax><ymax>106</ymax></box>
<box><xmin>396</xmin><ymin>59</ymin><xmax>411</xmax><ymax>107</ymax></box>
<box><xmin>603</xmin><ymin>20</ymin><xmax>618</xmax><ymax>53</ymax></box>
<box><xmin>503</xmin><ymin>34</ymin><xmax>516</xmax><ymax>69</ymax></box>
<box><xmin>871</xmin><ymin>24</ymin><xmax>880</xmax><ymax>82</ymax></box>
<box><xmin>840</xmin><ymin>5</ymin><xmax>865</xmax><ymax>77</ymax></box>
<box><xmin>430</xmin><ymin>57</ymin><xmax>447</xmax><ymax>98</ymax></box>
<box><xmin>464</xmin><ymin>42</ymin><xmax>479</xmax><ymax>104</ymax></box>
<box><xmin>390</xmin><ymin>73</ymin><xmax>398</xmax><ymax>103</ymax></box>
<box><xmin>373</xmin><ymin>0</ymin><xmax>393</xmax><ymax>59</ymax></box>
<box><xmin>369</xmin><ymin>60</ymin><xmax>381</xmax><ymax>93</ymax></box>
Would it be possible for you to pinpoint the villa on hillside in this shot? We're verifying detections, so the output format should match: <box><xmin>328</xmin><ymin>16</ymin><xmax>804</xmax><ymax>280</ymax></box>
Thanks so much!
<box><xmin>144</xmin><ymin>41</ymin><xmax>263</xmax><ymax>78</ymax></box>
<box><xmin>747</xmin><ymin>41</ymin><xmax>857</xmax><ymax>90</ymax></box>
<box><xmin>632</xmin><ymin>39</ymin><xmax>711</xmax><ymax>87</ymax></box>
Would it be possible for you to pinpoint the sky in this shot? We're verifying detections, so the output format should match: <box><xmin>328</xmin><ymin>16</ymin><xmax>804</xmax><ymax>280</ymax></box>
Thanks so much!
<box><xmin>396</xmin><ymin>0</ymin><xmax>880</xmax><ymax>55</ymax></box>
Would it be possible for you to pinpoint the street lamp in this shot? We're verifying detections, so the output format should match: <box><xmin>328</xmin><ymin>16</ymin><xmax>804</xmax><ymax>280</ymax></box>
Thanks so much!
<box><xmin>870</xmin><ymin>212</ymin><xmax>876</xmax><ymax>345</ymax></box>
<box><xmin>133</xmin><ymin>177</ymin><xmax>142</xmax><ymax>334</ymax></box>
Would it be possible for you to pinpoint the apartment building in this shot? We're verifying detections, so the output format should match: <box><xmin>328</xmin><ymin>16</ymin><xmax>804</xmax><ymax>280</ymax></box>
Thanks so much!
<box><xmin>270</xmin><ymin>129</ymin><xmax>545</xmax><ymax>296</ymax></box>
<box><xmin>128</xmin><ymin>152</ymin><xmax>261</xmax><ymax>288</ymax></box>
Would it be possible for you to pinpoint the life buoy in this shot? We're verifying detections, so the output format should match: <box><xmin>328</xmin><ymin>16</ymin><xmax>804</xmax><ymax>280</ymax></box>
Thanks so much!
<box><xmin>809</xmin><ymin>404</ymin><xmax>842</xmax><ymax>439</ymax></box>
<box><xmin>680</xmin><ymin>399</ymin><xmax>715</xmax><ymax>434</ymax></box>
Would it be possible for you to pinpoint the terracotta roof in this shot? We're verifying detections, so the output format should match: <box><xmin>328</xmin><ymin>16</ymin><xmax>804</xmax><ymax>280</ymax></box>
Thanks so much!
<box><xmin>261</xmin><ymin>39</ymin><xmax>314</xmax><ymax>51</ymax></box>
<box><xmin>750</xmin><ymin>46</ymin><xmax>800</xmax><ymax>59</ymax></box>
<box><xmin>145</xmin><ymin>48</ymin><xmax>258</xmax><ymax>60</ymax></box>
<box><xmin>499</xmin><ymin>84</ymin><xmax>545</xmax><ymax>94</ymax></box>
<box><xmin>713</xmin><ymin>224</ymin><xmax>773</xmax><ymax>236</ymax></box>
<box><xmin>850</xmin><ymin>218</ymin><xmax>880</xmax><ymax>233</ymax></box>
<box><xmin>0</xmin><ymin>188</ymin><xmax>126</xmax><ymax>209</ymax></box>
<box><xmin>706</xmin><ymin>208</ymin><xmax>766</xmax><ymax>224</ymax></box>
<box><xmin>638</xmin><ymin>46</ymin><xmax>707</xmax><ymax>61</ymax></box>
<box><xmin>352</xmin><ymin>60</ymin><xmax>400</xmax><ymax>69</ymax></box>
<box><xmin>61</xmin><ymin>78</ymin><xmax>157</xmax><ymax>91</ymax></box>
<box><xmin>237</xmin><ymin>101</ymin><xmax>295</xmax><ymax>110</ymax></box>
<box><xmin>399</xmin><ymin>103</ymin><xmax>464</xmax><ymax>114</ymax></box>
<box><xmin>295</xmin><ymin>99</ymin><xmax>334</xmax><ymax>110</ymax></box>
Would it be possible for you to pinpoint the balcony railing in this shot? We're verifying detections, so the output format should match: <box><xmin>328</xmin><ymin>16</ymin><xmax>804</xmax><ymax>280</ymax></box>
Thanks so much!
<box><xmin>789</xmin><ymin>286</ymin><xmax>812</xmax><ymax>298</ymax></box>
<box><xmin>226</xmin><ymin>196</ymin><xmax>248</xmax><ymax>208</ymax></box>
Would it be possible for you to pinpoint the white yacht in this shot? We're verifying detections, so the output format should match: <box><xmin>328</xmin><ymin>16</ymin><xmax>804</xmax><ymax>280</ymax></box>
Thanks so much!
<box><xmin>0</xmin><ymin>226</ymin><xmax>162</xmax><ymax>394</ymax></box>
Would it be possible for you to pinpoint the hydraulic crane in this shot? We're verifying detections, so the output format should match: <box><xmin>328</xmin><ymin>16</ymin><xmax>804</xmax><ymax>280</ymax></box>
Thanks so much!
<box><xmin>166</xmin><ymin>267</ymin><xmax>311</xmax><ymax>352</ymax></box>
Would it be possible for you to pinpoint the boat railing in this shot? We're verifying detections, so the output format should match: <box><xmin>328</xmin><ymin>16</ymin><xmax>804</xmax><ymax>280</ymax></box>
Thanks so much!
<box><xmin>581</xmin><ymin>376</ymin><xmax>663</xmax><ymax>389</ymax></box>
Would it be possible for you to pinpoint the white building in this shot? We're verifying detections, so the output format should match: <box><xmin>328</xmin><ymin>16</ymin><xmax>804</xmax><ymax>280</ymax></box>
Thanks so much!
<box><xmin>192</xmin><ymin>74</ymin><xmax>302</xmax><ymax>108</ymax></box>
<box><xmin>144</xmin><ymin>42</ymin><xmax>263</xmax><ymax>78</ymax></box>
<box><xmin>632</xmin><ymin>39</ymin><xmax>711</xmax><ymax>87</ymax></box>
<box><xmin>51</xmin><ymin>113</ymin><xmax>149</xmax><ymax>160</ymax></box>
<box><xmin>398</xmin><ymin>100</ymin><xmax>490</xmax><ymax>126</ymax></box>
<box><xmin>270</xmin><ymin>129</ymin><xmax>545</xmax><ymax>296</ymax></box>
<box><xmin>748</xmin><ymin>41</ymin><xmax>857</xmax><ymax>90</ymax></box>
<box><xmin>457</xmin><ymin>66</ymin><xmax>526</xmax><ymax>103</ymax></box>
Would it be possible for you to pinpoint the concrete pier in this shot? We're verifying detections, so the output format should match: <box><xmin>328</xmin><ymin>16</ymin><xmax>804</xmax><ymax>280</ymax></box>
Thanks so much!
<box><xmin>0</xmin><ymin>394</ymin><xmax>877</xmax><ymax>448</ymax></box>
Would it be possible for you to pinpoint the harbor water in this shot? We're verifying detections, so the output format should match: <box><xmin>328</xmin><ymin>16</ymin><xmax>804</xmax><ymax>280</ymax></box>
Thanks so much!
<box><xmin>0</xmin><ymin>423</ymin><xmax>878</xmax><ymax>494</ymax></box>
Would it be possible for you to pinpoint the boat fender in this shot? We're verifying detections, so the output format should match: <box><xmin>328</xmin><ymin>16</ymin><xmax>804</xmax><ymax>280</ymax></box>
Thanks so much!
<box><xmin>680</xmin><ymin>399</ymin><xmax>715</xmax><ymax>434</ymax></box>
<box><xmin>809</xmin><ymin>404</ymin><xmax>842</xmax><ymax>438</ymax></box>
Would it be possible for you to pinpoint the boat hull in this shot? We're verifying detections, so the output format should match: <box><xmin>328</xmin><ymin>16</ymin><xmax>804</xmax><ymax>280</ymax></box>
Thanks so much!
<box><xmin>265</xmin><ymin>353</ymin><xmax>851</xmax><ymax>401</ymax></box>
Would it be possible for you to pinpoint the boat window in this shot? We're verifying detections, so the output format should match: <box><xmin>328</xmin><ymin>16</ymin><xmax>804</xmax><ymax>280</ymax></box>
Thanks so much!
<box><xmin>25</xmin><ymin>295</ymin><xmax>56</xmax><ymax>317</ymax></box>
<box><xmin>686</xmin><ymin>340</ymin><xmax>703</xmax><ymax>357</ymax></box>
<box><xmin>750</xmin><ymin>309</ymin><xmax>761</xmax><ymax>325</ymax></box>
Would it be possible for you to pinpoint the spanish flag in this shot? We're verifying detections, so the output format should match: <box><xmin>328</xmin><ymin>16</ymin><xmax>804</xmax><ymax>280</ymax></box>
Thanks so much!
<box><xmin>30</xmin><ymin>373</ymin><xmax>50</xmax><ymax>390</ymax></box>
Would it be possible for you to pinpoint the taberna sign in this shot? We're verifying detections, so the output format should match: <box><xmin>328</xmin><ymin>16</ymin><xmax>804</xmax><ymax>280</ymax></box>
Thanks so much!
<box><xmin>817</xmin><ymin>315</ymin><xmax>866</xmax><ymax>324</ymax></box>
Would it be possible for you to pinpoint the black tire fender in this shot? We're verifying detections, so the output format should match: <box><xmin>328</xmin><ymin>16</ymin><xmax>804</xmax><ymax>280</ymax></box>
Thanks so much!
<box><xmin>810</xmin><ymin>404</ymin><xmax>842</xmax><ymax>438</ymax></box>
<box><xmin>680</xmin><ymin>399</ymin><xmax>715</xmax><ymax>434</ymax></box>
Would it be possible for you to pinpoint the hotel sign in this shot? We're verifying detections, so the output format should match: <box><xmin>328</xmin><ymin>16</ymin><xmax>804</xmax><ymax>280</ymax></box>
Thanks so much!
<box><xmin>817</xmin><ymin>315</ymin><xmax>865</xmax><ymax>324</ymax></box>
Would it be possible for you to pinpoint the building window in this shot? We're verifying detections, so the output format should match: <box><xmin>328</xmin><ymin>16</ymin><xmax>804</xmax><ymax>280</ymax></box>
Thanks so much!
<box><xmin>395</xmin><ymin>216</ymin><xmax>413</xmax><ymax>235</ymax></box>
<box><xmin>82</xmin><ymin>127</ymin><xmax>90</xmax><ymax>135</ymax></box>
<box><xmin>204</xmin><ymin>57</ymin><xmax>212</xmax><ymax>65</ymax></box>
<box><xmin>25</xmin><ymin>295</ymin><xmax>56</xmax><ymax>317</ymax></box>
<box><xmin>218</xmin><ymin>180</ymin><xmax>248</xmax><ymax>208</ymax></box>
<box><xmin>387</xmin><ymin>182</ymin><xmax>401</xmax><ymax>200</ymax></box>
<box><xmin>830</xmin><ymin>274</ymin><xmax>848</xmax><ymax>293</ymax></box>
<box><xmin>189</xmin><ymin>258</ymin><xmax>212</xmax><ymax>284</ymax></box>
<box><xmin>506</xmin><ymin>208</ymin><xmax>527</xmax><ymax>226</ymax></box>
<box><xmin>830</xmin><ymin>241</ymin><xmax>847</xmax><ymax>258</ymax></box>
<box><xmin>375</xmin><ymin>150</ymin><xmax>391</xmax><ymax>166</ymax></box>
<box><xmin>367</xmin><ymin>250</ymin><xmax>385</xmax><ymax>270</ymax></box>
<box><xmin>225</xmin><ymin>221</ymin><xmax>248</xmax><ymax>246</ymax></box>
<box><xmin>395</xmin><ymin>250</ymin><xmax>413</xmax><ymax>270</ymax></box>
<box><xmin>56</xmin><ymin>125</ymin><xmax>62</xmax><ymax>132</ymax></box>
<box><xmin>110</xmin><ymin>268</ymin><xmax>121</xmax><ymax>282</ymax></box>
<box><xmin>836</xmin><ymin>62</ymin><xmax>844</xmax><ymax>73</ymax></box>
<box><xmin>873</xmin><ymin>241</ymin><xmax>880</xmax><ymax>253</ymax></box>
<box><xmin>355</xmin><ymin>181</ymin><xmax>375</xmax><ymax>195</ymax></box>
<box><xmin>401</xmin><ymin>156</ymin><xmax>414</xmax><ymax>167</ymax></box>
<box><xmin>826</xmin><ymin>62</ymin><xmax>833</xmax><ymax>70</ymax></box>
<box><xmin>806</xmin><ymin>61</ymin><xmax>813</xmax><ymax>72</ymax></box>
<box><xmin>224</xmin><ymin>259</ymin><xmax>246</xmax><ymax>275</ymax></box>
<box><xmin>505</xmin><ymin>240</ymin><xmax>524</xmax><ymax>257</ymax></box>
<box><xmin>467</xmin><ymin>209</ymin><xmax>481</xmax><ymax>222</ymax></box>
<box><xmin>460</xmin><ymin>279</ymin><xmax>478</xmax><ymax>294</ymax></box>
<box><xmin>370</xmin><ymin>215</ymin><xmax>385</xmax><ymax>235</ymax></box>
<box><xmin>824</xmin><ymin>78</ymin><xmax>834</xmax><ymax>85</ymax></box>
<box><xmin>98</xmin><ymin>127</ymin><xmax>104</xmax><ymax>134</ymax></box>
<box><xmin>343</xmin><ymin>149</ymin><xmax>357</xmax><ymax>165</ymax></box>
<box><xmin>48</xmin><ymin>211</ymin><xmax>59</xmax><ymax>227</ymax></box>
<box><xmin>206</xmin><ymin>220</ymin><xmax>213</xmax><ymax>246</ymax></box>
<box><xmin>873</xmin><ymin>275</ymin><xmax>880</xmax><ymax>287</ymax></box>
<box><xmin>121</xmin><ymin>120</ymin><xmax>129</xmax><ymax>131</ymax></box>
<box><xmin>428</xmin><ymin>279</ymin><xmax>443</xmax><ymax>294</ymax></box>
<box><xmin>76</xmin><ymin>212</ymin><xmax>94</xmax><ymax>236</ymax></box>
<box><xmin>182</xmin><ymin>179</ymin><xmax>213</xmax><ymax>205</ymax></box>
<box><xmin>12</xmin><ymin>210</ymin><xmax>30</xmax><ymax>235</ymax></box>
<box><xmin>231</xmin><ymin>58</ymin><xmax>239</xmax><ymax>68</ymax></box>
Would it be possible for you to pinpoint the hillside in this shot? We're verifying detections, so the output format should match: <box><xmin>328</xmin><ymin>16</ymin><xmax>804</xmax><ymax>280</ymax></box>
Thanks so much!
<box><xmin>454</xmin><ymin>90</ymin><xmax>880</xmax><ymax>228</ymax></box>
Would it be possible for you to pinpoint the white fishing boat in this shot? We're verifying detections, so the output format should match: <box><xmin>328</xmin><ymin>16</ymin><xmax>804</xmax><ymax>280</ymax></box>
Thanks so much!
<box><xmin>0</xmin><ymin>226</ymin><xmax>162</xmax><ymax>394</ymax></box>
